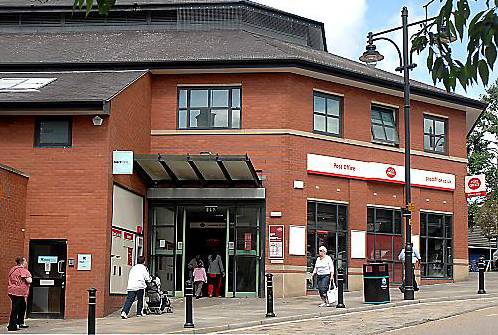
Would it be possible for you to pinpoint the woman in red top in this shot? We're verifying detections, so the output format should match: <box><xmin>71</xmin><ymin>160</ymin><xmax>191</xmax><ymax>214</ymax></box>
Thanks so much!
<box><xmin>7</xmin><ymin>257</ymin><xmax>32</xmax><ymax>332</ymax></box>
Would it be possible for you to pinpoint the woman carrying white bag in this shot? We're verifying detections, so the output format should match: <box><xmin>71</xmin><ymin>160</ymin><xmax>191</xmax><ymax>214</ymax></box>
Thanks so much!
<box><xmin>312</xmin><ymin>246</ymin><xmax>335</xmax><ymax>307</ymax></box>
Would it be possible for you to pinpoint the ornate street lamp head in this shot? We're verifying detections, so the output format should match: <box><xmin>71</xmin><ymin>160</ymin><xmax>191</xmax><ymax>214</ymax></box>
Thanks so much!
<box><xmin>359</xmin><ymin>43</ymin><xmax>384</xmax><ymax>67</ymax></box>
<box><xmin>438</xmin><ymin>23</ymin><xmax>457</xmax><ymax>44</ymax></box>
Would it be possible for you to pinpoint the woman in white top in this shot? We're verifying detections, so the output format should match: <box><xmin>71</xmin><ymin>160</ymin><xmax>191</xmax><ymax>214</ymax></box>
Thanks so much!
<box><xmin>312</xmin><ymin>246</ymin><xmax>335</xmax><ymax>307</ymax></box>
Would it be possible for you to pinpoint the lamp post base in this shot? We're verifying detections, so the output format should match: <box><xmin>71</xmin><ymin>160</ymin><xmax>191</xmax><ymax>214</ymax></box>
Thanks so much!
<box><xmin>403</xmin><ymin>287</ymin><xmax>414</xmax><ymax>300</ymax></box>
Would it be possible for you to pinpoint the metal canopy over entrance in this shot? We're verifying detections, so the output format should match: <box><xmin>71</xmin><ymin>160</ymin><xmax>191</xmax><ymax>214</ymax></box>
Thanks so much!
<box><xmin>135</xmin><ymin>154</ymin><xmax>261</xmax><ymax>187</ymax></box>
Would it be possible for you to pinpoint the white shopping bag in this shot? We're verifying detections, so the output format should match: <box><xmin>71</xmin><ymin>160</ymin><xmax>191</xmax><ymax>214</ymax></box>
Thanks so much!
<box><xmin>326</xmin><ymin>284</ymin><xmax>337</xmax><ymax>304</ymax></box>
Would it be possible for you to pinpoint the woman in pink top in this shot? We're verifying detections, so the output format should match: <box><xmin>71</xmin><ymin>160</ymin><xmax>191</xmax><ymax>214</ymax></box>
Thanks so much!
<box><xmin>193</xmin><ymin>261</ymin><xmax>207</xmax><ymax>299</ymax></box>
<box><xmin>7</xmin><ymin>256</ymin><xmax>32</xmax><ymax>332</ymax></box>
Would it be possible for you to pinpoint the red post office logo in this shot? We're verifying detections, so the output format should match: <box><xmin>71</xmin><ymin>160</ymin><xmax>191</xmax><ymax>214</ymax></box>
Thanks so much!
<box><xmin>386</xmin><ymin>167</ymin><xmax>397</xmax><ymax>178</ymax></box>
<box><xmin>468</xmin><ymin>177</ymin><xmax>481</xmax><ymax>190</ymax></box>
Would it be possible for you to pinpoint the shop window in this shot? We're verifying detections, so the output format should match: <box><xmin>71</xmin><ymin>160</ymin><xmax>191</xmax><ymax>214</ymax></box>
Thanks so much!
<box><xmin>34</xmin><ymin>118</ymin><xmax>72</xmax><ymax>148</ymax></box>
<box><xmin>367</xmin><ymin>207</ymin><xmax>403</xmax><ymax>284</ymax></box>
<box><xmin>420</xmin><ymin>212</ymin><xmax>453</xmax><ymax>278</ymax></box>
<box><xmin>371</xmin><ymin>105</ymin><xmax>398</xmax><ymax>145</ymax></box>
<box><xmin>307</xmin><ymin>201</ymin><xmax>348</xmax><ymax>290</ymax></box>
<box><xmin>313</xmin><ymin>92</ymin><xmax>342</xmax><ymax>137</ymax></box>
<box><xmin>424</xmin><ymin>115</ymin><xmax>447</xmax><ymax>154</ymax></box>
<box><xmin>177</xmin><ymin>87</ymin><xmax>241</xmax><ymax>129</ymax></box>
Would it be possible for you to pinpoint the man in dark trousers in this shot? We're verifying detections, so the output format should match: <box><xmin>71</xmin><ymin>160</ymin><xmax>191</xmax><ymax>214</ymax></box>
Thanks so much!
<box><xmin>398</xmin><ymin>245</ymin><xmax>421</xmax><ymax>293</ymax></box>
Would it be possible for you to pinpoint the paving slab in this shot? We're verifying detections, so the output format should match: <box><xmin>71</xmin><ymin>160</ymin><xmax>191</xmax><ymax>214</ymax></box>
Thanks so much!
<box><xmin>1</xmin><ymin>272</ymin><xmax>497</xmax><ymax>334</ymax></box>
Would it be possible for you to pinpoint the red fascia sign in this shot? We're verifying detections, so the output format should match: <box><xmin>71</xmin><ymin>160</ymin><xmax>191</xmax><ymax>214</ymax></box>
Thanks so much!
<box><xmin>307</xmin><ymin>154</ymin><xmax>455</xmax><ymax>191</ymax></box>
<box><xmin>465</xmin><ymin>174</ymin><xmax>487</xmax><ymax>198</ymax></box>
<box><xmin>269</xmin><ymin>225</ymin><xmax>284</xmax><ymax>259</ymax></box>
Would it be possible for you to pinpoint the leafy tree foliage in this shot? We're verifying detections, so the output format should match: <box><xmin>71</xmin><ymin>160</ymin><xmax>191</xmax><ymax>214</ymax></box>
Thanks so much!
<box><xmin>468</xmin><ymin>78</ymin><xmax>498</xmax><ymax>235</ymax></box>
<box><xmin>412</xmin><ymin>0</ymin><xmax>498</xmax><ymax>91</ymax></box>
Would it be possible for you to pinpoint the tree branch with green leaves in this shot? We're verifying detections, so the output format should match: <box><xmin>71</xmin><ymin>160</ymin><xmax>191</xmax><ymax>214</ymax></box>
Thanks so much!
<box><xmin>412</xmin><ymin>0</ymin><xmax>498</xmax><ymax>91</ymax></box>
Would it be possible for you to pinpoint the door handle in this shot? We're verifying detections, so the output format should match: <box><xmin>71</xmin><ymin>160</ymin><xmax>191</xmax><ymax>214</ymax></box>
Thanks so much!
<box><xmin>57</xmin><ymin>260</ymin><xmax>65</xmax><ymax>274</ymax></box>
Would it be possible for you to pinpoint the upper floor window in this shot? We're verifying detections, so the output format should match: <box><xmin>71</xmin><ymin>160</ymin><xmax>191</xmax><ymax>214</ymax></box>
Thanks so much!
<box><xmin>177</xmin><ymin>87</ymin><xmax>241</xmax><ymax>129</ymax></box>
<box><xmin>34</xmin><ymin>118</ymin><xmax>72</xmax><ymax>148</ymax></box>
<box><xmin>371</xmin><ymin>105</ymin><xmax>398</xmax><ymax>145</ymax></box>
<box><xmin>313</xmin><ymin>92</ymin><xmax>342</xmax><ymax>136</ymax></box>
<box><xmin>424</xmin><ymin>115</ymin><xmax>447</xmax><ymax>154</ymax></box>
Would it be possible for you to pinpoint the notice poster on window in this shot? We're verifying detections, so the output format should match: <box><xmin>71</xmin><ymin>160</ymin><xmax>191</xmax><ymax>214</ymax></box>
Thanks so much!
<box><xmin>289</xmin><ymin>225</ymin><xmax>306</xmax><ymax>256</ymax></box>
<box><xmin>269</xmin><ymin>225</ymin><xmax>284</xmax><ymax>259</ymax></box>
<box><xmin>244</xmin><ymin>233</ymin><xmax>252</xmax><ymax>251</ymax></box>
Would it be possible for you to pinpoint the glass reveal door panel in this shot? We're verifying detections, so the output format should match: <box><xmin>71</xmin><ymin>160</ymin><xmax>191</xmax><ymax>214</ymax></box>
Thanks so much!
<box><xmin>234</xmin><ymin>206</ymin><xmax>260</xmax><ymax>297</ymax></box>
<box><xmin>151</xmin><ymin>207</ymin><xmax>176</xmax><ymax>295</ymax></box>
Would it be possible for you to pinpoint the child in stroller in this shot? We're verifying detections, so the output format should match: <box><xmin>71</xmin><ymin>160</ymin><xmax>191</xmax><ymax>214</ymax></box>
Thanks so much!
<box><xmin>145</xmin><ymin>274</ymin><xmax>173</xmax><ymax>315</ymax></box>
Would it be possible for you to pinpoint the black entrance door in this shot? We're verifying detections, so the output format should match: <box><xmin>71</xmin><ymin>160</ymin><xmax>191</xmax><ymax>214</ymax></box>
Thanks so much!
<box><xmin>27</xmin><ymin>240</ymin><xmax>67</xmax><ymax>319</ymax></box>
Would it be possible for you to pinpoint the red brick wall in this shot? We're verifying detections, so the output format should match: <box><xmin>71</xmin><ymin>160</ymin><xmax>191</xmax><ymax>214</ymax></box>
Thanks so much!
<box><xmin>149</xmin><ymin>72</ymin><xmax>469</xmax><ymax>273</ymax></box>
<box><xmin>0</xmin><ymin>165</ymin><xmax>28</xmax><ymax>322</ymax></box>
<box><xmin>105</xmin><ymin>73</ymin><xmax>152</xmax><ymax>315</ymax></box>
<box><xmin>0</xmin><ymin>74</ymin><xmax>151</xmax><ymax>319</ymax></box>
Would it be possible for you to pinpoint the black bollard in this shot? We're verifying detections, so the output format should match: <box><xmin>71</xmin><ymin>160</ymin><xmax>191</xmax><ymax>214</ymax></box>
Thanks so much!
<box><xmin>184</xmin><ymin>280</ymin><xmax>195</xmax><ymax>328</ymax></box>
<box><xmin>87</xmin><ymin>288</ymin><xmax>97</xmax><ymax>335</ymax></box>
<box><xmin>477</xmin><ymin>256</ymin><xmax>486</xmax><ymax>294</ymax></box>
<box><xmin>336</xmin><ymin>267</ymin><xmax>345</xmax><ymax>308</ymax></box>
<box><xmin>265</xmin><ymin>273</ymin><xmax>275</xmax><ymax>317</ymax></box>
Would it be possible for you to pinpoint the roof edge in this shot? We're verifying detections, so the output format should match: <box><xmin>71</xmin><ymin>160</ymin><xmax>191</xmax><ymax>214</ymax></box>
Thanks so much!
<box><xmin>0</xmin><ymin>59</ymin><xmax>484</xmax><ymax>110</ymax></box>
<box><xmin>0</xmin><ymin>163</ymin><xmax>29</xmax><ymax>178</ymax></box>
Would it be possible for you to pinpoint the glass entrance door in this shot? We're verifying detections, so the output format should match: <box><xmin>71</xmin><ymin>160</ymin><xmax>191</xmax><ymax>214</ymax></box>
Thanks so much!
<box><xmin>27</xmin><ymin>240</ymin><xmax>67</xmax><ymax>319</ymax></box>
<box><xmin>307</xmin><ymin>201</ymin><xmax>348</xmax><ymax>291</ymax></box>
<box><xmin>232</xmin><ymin>206</ymin><xmax>260</xmax><ymax>297</ymax></box>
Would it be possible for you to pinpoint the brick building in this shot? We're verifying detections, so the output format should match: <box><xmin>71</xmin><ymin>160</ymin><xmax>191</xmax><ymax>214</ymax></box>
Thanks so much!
<box><xmin>0</xmin><ymin>164</ymin><xmax>28</xmax><ymax>322</ymax></box>
<box><xmin>0</xmin><ymin>0</ymin><xmax>486</xmax><ymax>319</ymax></box>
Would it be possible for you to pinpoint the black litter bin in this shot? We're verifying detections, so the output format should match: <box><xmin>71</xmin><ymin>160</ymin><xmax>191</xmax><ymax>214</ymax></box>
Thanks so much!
<box><xmin>363</xmin><ymin>262</ymin><xmax>390</xmax><ymax>304</ymax></box>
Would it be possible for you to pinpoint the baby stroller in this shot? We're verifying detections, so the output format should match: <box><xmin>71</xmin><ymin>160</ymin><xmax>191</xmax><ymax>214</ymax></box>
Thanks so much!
<box><xmin>145</xmin><ymin>277</ymin><xmax>173</xmax><ymax>314</ymax></box>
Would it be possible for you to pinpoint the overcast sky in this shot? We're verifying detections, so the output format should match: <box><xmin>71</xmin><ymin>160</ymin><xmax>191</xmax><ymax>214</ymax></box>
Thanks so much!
<box><xmin>255</xmin><ymin>0</ymin><xmax>496</xmax><ymax>100</ymax></box>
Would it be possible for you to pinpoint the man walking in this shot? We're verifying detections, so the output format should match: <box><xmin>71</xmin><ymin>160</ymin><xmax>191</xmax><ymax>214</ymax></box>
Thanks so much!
<box><xmin>7</xmin><ymin>256</ymin><xmax>32</xmax><ymax>332</ymax></box>
<box><xmin>121</xmin><ymin>256</ymin><xmax>151</xmax><ymax>319</ymax></box>
<box><xmin>398</xmin><ymin>245</ymin><xmax>421</xmax><ymax>293</ymax></box>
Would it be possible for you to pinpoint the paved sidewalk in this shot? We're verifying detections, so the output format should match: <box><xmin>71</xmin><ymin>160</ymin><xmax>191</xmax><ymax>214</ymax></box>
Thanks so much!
<box><xmin>2</xmin><ymin>272</ymin><xmax>497</xmax><ymax>334</ymax></box>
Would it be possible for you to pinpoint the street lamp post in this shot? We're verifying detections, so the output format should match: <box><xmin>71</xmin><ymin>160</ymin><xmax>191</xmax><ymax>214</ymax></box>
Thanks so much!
<box><xmin>359</xmin><ymin>6</ymin><xmax>454</xmax><ymax>300</ymax></box>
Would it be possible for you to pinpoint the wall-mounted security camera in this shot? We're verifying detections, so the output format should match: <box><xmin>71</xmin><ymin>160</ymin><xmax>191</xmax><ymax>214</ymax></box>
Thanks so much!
<box><xmin>92</xmin><ymin>115</ymin><xmax>104</xmax><ymax>126</ymax></box>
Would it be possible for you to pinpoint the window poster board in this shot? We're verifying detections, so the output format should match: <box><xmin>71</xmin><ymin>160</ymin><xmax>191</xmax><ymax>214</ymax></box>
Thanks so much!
<box><xmin>351</xmin><ymin>230</ymin><xmax>366</xmax><ymax>259</ymax></box>
<box><xmin>289</xmin><ymin>225</ymin><xmax>306</xmax><ymax>256</ymax></box>
<box><xmin>269</xmin><ymin>225</ymin><xmax>284</xmax><ymax>259</ymax></box>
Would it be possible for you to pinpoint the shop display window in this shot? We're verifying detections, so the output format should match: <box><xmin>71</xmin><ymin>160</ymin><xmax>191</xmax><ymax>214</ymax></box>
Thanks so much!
<box><xmin>307</xmin><ymin>201</ymin><xmax>348</xmax><ymax>290</ymax></box>
<box><xmin>420</xmin><ymin>212</ymin><xmax>453</xmax><ymax>278</ymax></box>
<box><xmin>367</xmin><ymin>207</ymin><xmax>403</xmax><ymax>284</ymax></box>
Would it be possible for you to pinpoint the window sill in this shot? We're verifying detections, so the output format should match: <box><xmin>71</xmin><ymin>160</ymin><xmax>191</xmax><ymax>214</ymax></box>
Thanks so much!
<box><xmin>313</xmin><ymin>130</ymin><xmax>342</xmax><ymax>138</ymax></box>
<box><xmin>423</xmin><ymin>149</ymin><xmax>448</xmax><ymax>156</ymax></box>
<box><xmin>371</xmin><ymin>139</ymin><xmax>399</xmax><ymax>147</ymax></box>
<box><xmin>177</xmin><ymin>128</ymin><xmax>241</xmax><ymax>131</ymax></box>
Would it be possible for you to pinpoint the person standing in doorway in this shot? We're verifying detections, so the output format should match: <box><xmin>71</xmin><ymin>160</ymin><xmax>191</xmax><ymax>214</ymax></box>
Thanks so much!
<box><xmin>398</xmin><ymin>245</ymin><xmax>421</xmax><ymax>293</ymax></box>
<box><xmin>188</xmin><ymin>255</ymin><xmax>204</xmax><ymax>281</ymax></box>
<box><xmin>7</xmin><ymin>256</ymin><xmax>32</xmax><ymax>332</ymax></box>
<box><xmin>312</xmin><ymin>246</ymin><xmax>334</xmax><ymax>307</ymax></box>
<box><xmin>193</xmin><ymin>261</ymin><xmax>207</xmax><ymax>299</ymax></box>
<box><xmin>207</xmin><ymin>251</ymin><xmax>225</xmax><ymax>297</ymax></box>
<box><xmin>121</xmin><ymin>256</ymin><xmax>151</xmax><ymax>319</ymax></box>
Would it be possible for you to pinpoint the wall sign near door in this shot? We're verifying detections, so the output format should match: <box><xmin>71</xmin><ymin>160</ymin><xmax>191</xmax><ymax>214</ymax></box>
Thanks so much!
<box><xmin>77</xmin><ymin>254</ymin><xmax>92</xmax><ymax>271</ymax></box>
<box><xmin>269</xmin><ymin>225</ymin><xmax>284</xmax><ymax>259</ymax></box>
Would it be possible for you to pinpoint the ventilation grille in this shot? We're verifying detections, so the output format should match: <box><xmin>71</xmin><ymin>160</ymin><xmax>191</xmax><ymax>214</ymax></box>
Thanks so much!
<box><xmin>20</xmin><ymin>13</ymin><xmax>61</xmax><ymax>25</ymax></box>
<box><xmin>0</xmin><ymin>4</ymin><xmax>326</xmax><ymax>50</ymax></box>
<box><xmin>0</xmin><ymin>14</ymin><xmax>19</xmax><ymax>25</ymax></box>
